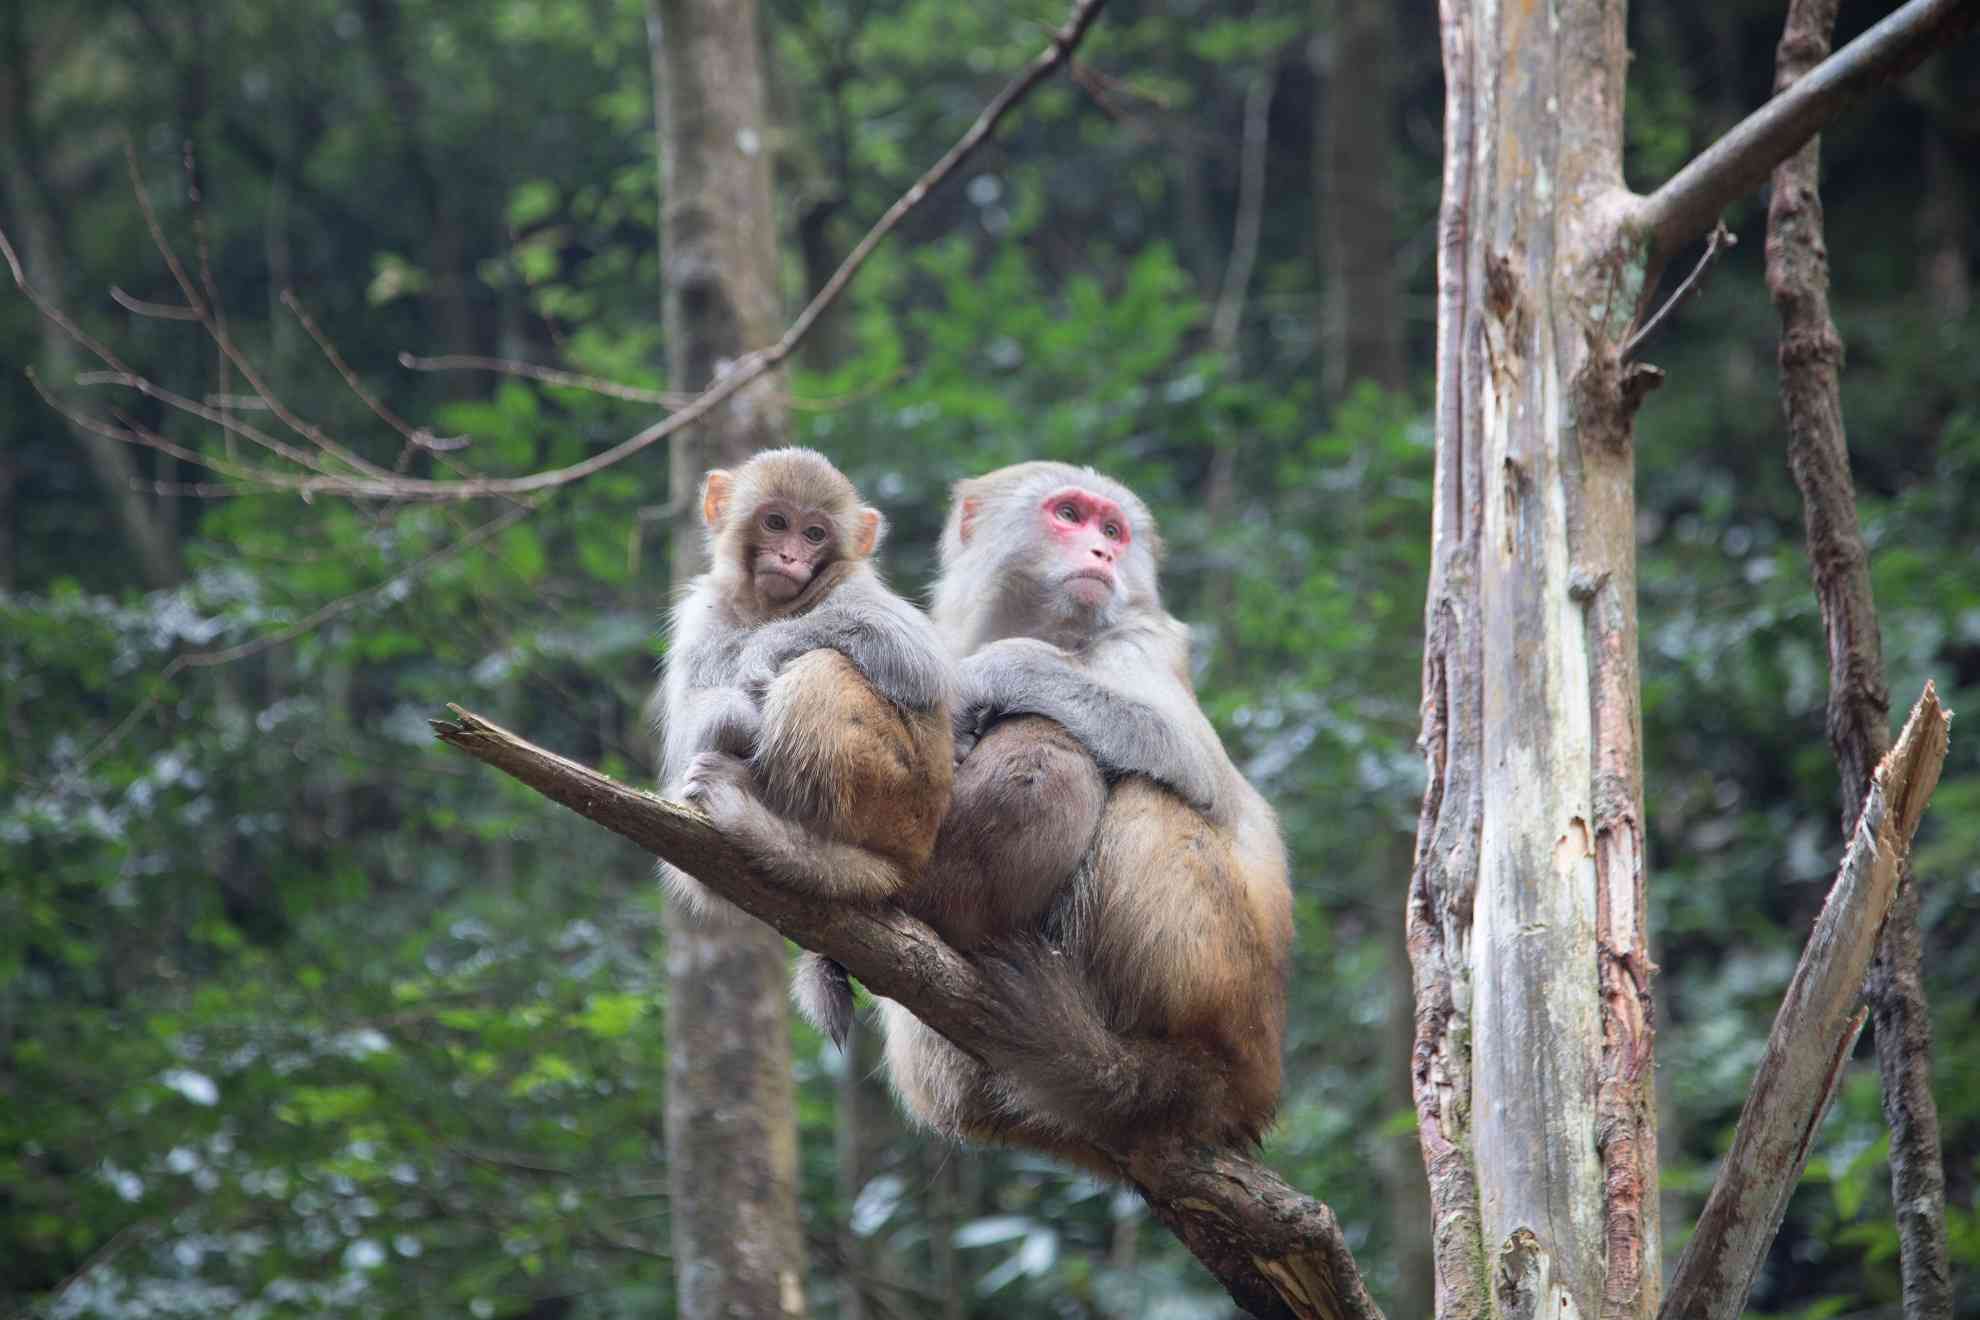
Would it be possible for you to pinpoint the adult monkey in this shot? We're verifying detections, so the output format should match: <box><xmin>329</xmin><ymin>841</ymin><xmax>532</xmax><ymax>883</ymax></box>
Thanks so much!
<box><xmin>657</xmin><ymin>447</ymin><xmax>955</xmax><ymax>1041</ymax></box>
<box><xmin>879</xmin><ymin>462</ymin><xmax>1293</xmax><ymax>1162</ymax></box>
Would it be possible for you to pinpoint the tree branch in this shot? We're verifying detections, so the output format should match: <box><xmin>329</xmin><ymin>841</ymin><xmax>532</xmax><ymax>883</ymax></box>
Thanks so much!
<box><xmin>1632</xmin><ymin>0</ymin><xmax>1980</xmax><ymax>263</ymax></box>
<box><xmin>431</xmin><ymin>704</ymin><xmax>1384</xmax><ymax>1320</ymax></box>
<box><xmin>1659</xmin><ymin>683</ymin><xmax>1952</xmax><ymax>1320</ymax></box>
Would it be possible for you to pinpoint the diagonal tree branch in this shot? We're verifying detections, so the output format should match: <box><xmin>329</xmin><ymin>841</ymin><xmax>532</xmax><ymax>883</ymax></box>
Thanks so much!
<box><xmin>1632</xmin><ymin>0</ymin><xmax>1980</xmax><ymax>264</ymax></box>
<box><xmin>431</xmin><ymin>705</ymin><xmax>1384</xmax><ymax>1320</ymax></box>
<box><xmin>1659</xmin><ymin>683</ymin><xmax>1952</xmax><ymax>1320</ymax></box>
<box><xmin>1765</xmin><ymin>6</ymin><xmax>1953</xmax><ymax>1310</ymax></box>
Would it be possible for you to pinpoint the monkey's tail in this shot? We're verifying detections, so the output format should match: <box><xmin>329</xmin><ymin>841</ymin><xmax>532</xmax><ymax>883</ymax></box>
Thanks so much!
<box><xmin>793</xmin><ymin>951</ymin><xmax>855</xmax><ymax>1047</ymax></box>
<box><xmin>979</xmin><ymin>939</ymin><xmax>1266</xmax><ymax>1151</ymax></box>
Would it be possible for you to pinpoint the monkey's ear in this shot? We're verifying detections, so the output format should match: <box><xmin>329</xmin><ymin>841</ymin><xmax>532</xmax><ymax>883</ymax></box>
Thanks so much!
<box><xmin>955</xmin><ymin>496</ymin><xmax>981</xmax><ymax>545</ymax></box>
<box><xmin>701</xmin><ymin>470</ymin><xmax>734</xmax><ymax>529</ymax></box>
<box><xmin>853</xmin><ymin>506</ymin><xmax>885</xmax><ymax>558</ymax></box>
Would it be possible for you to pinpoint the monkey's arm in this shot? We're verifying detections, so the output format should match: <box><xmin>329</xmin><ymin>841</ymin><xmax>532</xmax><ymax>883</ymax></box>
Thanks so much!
<box><xmin>659</xmin><ymin>619</ymin><xmax>764</xmax><ymax>780</ymax></box>
<box><xmin>669</xmin><ymin>685</ymin><xmax>762</xmax><ymax>764</ymax></box>
<box><xmin>736</xmin><ymin>587</ymin><xmax>954</xmax><ymax>714</ymax></box>
<box><xmin>958</xmin><ymin>638</ymin><xmax>1222</xmax><ymax>815</ymax></box>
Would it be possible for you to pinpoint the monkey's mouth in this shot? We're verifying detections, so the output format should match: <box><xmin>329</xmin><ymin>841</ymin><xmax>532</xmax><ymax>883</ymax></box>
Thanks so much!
<box><xmin>1063</xmin><ymin>568</ymin><xmax>1116</xmax><ymax>605</ymax></box>
<box><xmin>756</xmin><ymin>568</ymin><xmax>809</xmax><ymax>602</ymax></box>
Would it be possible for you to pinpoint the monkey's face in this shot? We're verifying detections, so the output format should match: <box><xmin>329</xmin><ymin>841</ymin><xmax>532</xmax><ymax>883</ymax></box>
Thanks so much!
<box><xmin>750</xmin><ymin>498</ymin><xmax>838</xmax><ymax>603</ymax></box>
<box><xmin>1036</xmin><ymin>485</ymin><xmax>1130</xmax><ymax>611</ymax></box>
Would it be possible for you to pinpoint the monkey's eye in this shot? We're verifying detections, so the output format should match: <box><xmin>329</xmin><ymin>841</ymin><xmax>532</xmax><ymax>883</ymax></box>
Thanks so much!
<box><xmin>803</xmin><ymin>526</ymin><xmax>828</xmax><ymax>545</ymax></box>
<box><xmin>765</xmin><ymin>512</ymin><xmax>789</xmax><ymax>532</ymax></box>
<box><xmin>1055</xmin><ymin>503</ymin><xmax>1081</xmax><ymax>524</ymax></box>
<box><xmin>1102</xmin><ymin>521</ymin><xmax>1122</xmax><ymax>540</ymax></box>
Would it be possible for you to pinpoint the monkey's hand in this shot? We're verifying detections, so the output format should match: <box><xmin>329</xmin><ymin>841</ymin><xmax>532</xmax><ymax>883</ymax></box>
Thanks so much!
<box><xmin>680</xmin><ymin>750</ymin><xmax>756</xmax><ymax>828</ymax></box>
<box><xmin>739</xmin><ymin>604</ymin><xmax>951</xmax><ymax>714</ymax></box>
<box><xmin>959</xmin><ymin>639</ymin><xmax>1221</xmax><ymax>815</ymax></box>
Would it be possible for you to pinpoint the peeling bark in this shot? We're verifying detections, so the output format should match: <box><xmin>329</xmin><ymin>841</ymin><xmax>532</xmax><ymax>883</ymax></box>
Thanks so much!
<box><xmin>1418</xmin><ymin>0</ymin><xmax>1654</xmax><ymax>1317</ymax></box>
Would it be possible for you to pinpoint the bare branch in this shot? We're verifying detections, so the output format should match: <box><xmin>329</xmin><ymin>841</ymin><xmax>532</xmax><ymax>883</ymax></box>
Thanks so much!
<box><xmin>400</xmin><ymin>352</ymin><xmax>688</xmax><ymax>407</ymax></box>
<box><xmin>1633</xmin><ymin>0</ymin><xmax>1979</xmax><ymax>262</ymax></box>
<box><xmin>1660</xmin><ymin>683</ymin><xmax>1952</xmax><ymax>1320</ymax></box>
<box><xmin>109</xmin><ymin>285</ymin><xmax>199</xmax><ymax>320</ymax></box>
<box><xmin>432</xmin><ymin>705</ymin><xmax>1384</xmax><ymax>1320</ymax></box>
<box><xmin>122</xmin><ymin>141</ymin><xmax>400</xmax><ymax>482</ymax></box>
<box><xmin>1210</xmin><ymin>68</ymin><xmax>1275</xmax><ymax>359</ymax></box>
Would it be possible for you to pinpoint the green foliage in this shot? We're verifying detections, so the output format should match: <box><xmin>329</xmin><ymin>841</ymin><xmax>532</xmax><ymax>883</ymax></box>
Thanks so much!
<box><xmin>4</xmin><ymin>0</ymin><xmax>1980</xmax><ymax>1317</ymax></box>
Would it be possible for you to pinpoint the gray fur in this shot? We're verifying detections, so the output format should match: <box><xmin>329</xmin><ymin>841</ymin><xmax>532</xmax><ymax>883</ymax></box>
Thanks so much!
<box><xmin>956</xmin><ymin>636</ymin><xmax>1221</xmax><ymax>814</ymax></box>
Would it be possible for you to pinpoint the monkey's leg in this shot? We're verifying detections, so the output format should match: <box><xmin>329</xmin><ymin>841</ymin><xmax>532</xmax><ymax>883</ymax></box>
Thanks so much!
<box><xmin>905</xmin><ymin>715</ymin><xmax>1105</xmax><ymax>950</ymax></box>
<box><xmin>753</xmin><ymin>648</ymin><xmax>951</xmax><ymax>870</ymax></box>
<box><xmin>681</xmin><ymin>751</ymin><xmax>907</xmax><ymax>902</ymax></box>
<box><xmin>1078</xmin><ymin>780</ymin><xmax>1287</xmax><ymax>1144</ymax></box>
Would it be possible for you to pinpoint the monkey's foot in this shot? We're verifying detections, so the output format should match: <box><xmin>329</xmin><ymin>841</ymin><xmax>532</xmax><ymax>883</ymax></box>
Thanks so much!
<box><xmin>680</xmin><ymin>750</ymin><xmax>753</xmax><ymax>826</ymax></box>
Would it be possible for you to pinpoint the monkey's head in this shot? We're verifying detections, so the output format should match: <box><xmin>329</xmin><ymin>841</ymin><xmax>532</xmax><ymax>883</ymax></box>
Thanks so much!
<box><xmin>936</xmin><ymin>462</ymin><xmax>1163</xmax><ymax>642</ymax></box>
<box><xmin>702</xmin><ymin>448</ymin><xmax>884</xmax><ymax>611</ymax></box>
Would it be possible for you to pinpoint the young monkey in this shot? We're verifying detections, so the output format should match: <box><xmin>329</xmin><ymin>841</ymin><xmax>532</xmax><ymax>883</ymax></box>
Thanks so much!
<box><xmin>656</xmin><ymin>448</ymin><xmax>956</xmax><ymax>1042</ymax></box>
<box><xmin>879</xmin><ymin>462</ymin><xmax>1294</xmax><ymax>1163</ymax></box>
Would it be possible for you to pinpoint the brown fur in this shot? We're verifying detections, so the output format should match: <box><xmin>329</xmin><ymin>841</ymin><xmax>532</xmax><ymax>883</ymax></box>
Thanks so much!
<box><xmin>755</xmin><ymin>649</ymin><xmax>952</xmax><ymax>871</ymax></box>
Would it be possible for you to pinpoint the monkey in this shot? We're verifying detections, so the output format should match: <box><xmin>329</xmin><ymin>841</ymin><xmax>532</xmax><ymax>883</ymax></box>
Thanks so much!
<box><xmin>876</xmin><ymin>461</ymin><xmax>1294</xmax><ymax>1163</ymax></box>
<box><xmin>654</xmin><ymin>447</ymin><xmax>956</xmax><ymax>1044</ymax></box>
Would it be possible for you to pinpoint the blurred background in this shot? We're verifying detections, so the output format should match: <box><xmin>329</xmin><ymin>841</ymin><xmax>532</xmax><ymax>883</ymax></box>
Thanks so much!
<box><xmin>3</xmin><ymin>1</ymin><xmax>1978</xmax><ymax>1316</ymax></box>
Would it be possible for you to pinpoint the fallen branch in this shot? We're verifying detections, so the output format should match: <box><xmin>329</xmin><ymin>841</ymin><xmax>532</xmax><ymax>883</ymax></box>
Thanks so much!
<box><xmin>1660</xmin><ymin>682</ymin><xmax>1952</xmax><ymax>1320</ymax></box>
<box><xmin>431</xmin><ymin>704</ymin><xmax>1384</xmax><ymax>1320</ymax></box>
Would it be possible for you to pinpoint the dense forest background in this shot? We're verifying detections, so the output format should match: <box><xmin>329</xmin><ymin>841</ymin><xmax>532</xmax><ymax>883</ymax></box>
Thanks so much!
<box><xmin>4</xmin><ymin>1</ymin><xmax>1978</xmax><ymax>1316</ymax></box>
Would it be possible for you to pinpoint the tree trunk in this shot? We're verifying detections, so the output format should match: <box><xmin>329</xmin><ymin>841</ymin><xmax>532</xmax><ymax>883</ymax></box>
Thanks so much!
<box><xmin>1410</xmin><ymin>2</ymin><xmax>1657</xmax><ymax>1317</ymax></box>
<box><xmin>1317</xmin><ymin>0</ymin><xmax>1404</xmax><ymax>398</ymax></box>
<box><xmin>648</xmin><ymin>3</ymin><xmax>807</xmax><ymax>1317</ymax></box>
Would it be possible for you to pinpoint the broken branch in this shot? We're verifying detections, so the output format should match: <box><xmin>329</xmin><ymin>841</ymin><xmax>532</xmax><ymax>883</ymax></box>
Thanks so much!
<box><xmin>1659</xmin><ymin>683</ymin><xmax>1952</xmax><ymax>1320</ymax></box>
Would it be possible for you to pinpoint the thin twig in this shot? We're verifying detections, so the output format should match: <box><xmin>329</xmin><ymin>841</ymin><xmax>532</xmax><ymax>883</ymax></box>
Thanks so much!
<box><xmin>401</xmin><ymin>351</ymin><xmax>909</xmax><ymax>413</ymax></box>
<box><xmin>109</xmin><ymin>285</ymin><xmax>200</xmax><ymax>320</ymax></box>
<box><xmin>400</xmin><ymin>351</ymin><xmax>689</xmax><ymax>406</ymax></box>
<box><xmin>1623</xmin><ymin>221</ymin><xmax>1736</xmax><ymax>358</ymax></box>
<box><xmin>1210</xmin><ymin>67</ymin><xmax>1276</xmax><ymax>358</ymax></box>
<box><xmin>123</xmin><ymin>140</ymin><xmax>398</xmax><ymax>481</ymax></box>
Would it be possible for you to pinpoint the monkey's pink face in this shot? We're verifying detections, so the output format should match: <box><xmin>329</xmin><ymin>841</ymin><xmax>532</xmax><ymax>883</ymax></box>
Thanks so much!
<box><xmin>1038</xmin><ymin>485</ymin><xmax>1130</xmax><ymax>608</ymax></box>
<box><xmin>751</xmin><ymin>499</ymin><xmax>837</xmax><ymax>602</ymax></box>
